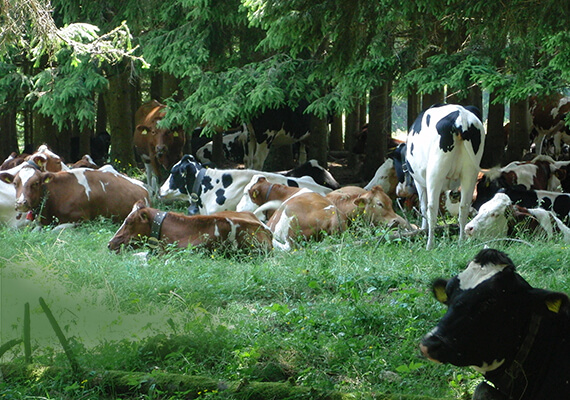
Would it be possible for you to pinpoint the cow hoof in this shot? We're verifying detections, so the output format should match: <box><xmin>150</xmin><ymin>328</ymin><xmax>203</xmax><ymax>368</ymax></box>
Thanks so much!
<box><xmin>473</xmin><ymin>382</ymin><xmax>506</xmax><ymax>400</ymax></box>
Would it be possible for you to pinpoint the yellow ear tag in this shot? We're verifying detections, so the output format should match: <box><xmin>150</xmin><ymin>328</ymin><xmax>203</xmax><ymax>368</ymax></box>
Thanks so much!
<box><xmin>43</xmin><ymin>177</ymin><xmax>51</xmax><ymax>184</ymax></box>
<box><xmin>252</xmin><ymin>191</ymin><xmax>257</xmax><ymax>199</ymax></box>
<box><xmin>546</xmin><ymin>299</ymin><xmax>562</xmax><ymax>313</ymax></box>
<box><xmin>434</xmin><ymin>286</ymin><xmax>448</xmax><ymax>303</ymax></box>
<box><xmin>173</xmin><ymin>132</ymin><xmax>179</xmax><ymax>137</ymax></box>
<box><xmin>142</xmin><ymin>129</ymin><xmax>148</xmax><ymax>135</ymax></box>
<box><xmin>147</xmin><ymin>237</ymin><xmax>160</xmax><ymax>249</ymax></box>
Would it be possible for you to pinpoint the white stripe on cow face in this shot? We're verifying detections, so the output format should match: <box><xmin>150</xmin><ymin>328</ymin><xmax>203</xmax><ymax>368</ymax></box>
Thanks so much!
<box><xmin>457</xmin><ymin>260</ymin><xmax>507</xmax><ymax>290</ymax></box>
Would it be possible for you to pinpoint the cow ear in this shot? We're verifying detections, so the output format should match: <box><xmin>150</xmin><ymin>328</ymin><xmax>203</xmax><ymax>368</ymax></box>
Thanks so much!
<box><xmin>535</xmin><ymin>290</ymin><xmax>570</xmax><ymax>315</ymax></box>
<box><xmin>0</xmin><ymin>172</ymin><xmax>14</xmax><ymax>184</ymax></box>
<box><xmin>353</xmin><ymin>197</ymin><xmax>367</xmax><ymax>208</ymax></box>
<box><xmin>30</xmin><ymin>154</ymin><xmax>48</xmax><ymax>169</ymax></box>
<box><xmin>41</xmin><ymin>172</ymin><xmax>54</xmax><ymax>184</ymax></box>
<box><xmin>135</xmin><ymin>124</ymin><xmax>150</xmax><ymax>136</ymax></box>
<box><xmin>432</xmin><ymin>279</ymin><xmax>449</xmax><ymax>305</ymax></box>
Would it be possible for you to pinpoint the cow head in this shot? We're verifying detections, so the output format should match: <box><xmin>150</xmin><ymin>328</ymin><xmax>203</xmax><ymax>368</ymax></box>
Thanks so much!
<box><xmin>353</xmin><ymin>185</ymin><xmax>409</xmax><ymax>229</ymax></box>
<box><xmin>0</xmin><ymin>167</ymin><xmax>53</xmax><ymax>214</ymax></box>
<box><xmin>421</xmin><ymin>248</ymin><xmax>569</xmax><ymax>376</ymax></box>
<box><xmin>159</xmin><ymin>155</ymin><xmax>203</xmax><ymax>201</ymax></box>
<box><xmin>108</xmin><ymin>200</ymin><xmax>153</xmax><ymax>252</ymax></box>
<box><xmin>135</xmin><ymin>120</ymin><xmax>185</xmax><ymax>171</ymax></box>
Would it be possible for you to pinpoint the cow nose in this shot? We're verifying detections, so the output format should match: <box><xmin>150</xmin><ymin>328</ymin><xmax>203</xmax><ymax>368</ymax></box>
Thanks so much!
<box><xmin>465</xmin><ymin>225</ymin><xmax>474</xmax><ymax>236</ymax></box>
<box><xmin>156</xmin><ymin>145</ymin><xmax>167</xmax><ymax>156</ymax></box>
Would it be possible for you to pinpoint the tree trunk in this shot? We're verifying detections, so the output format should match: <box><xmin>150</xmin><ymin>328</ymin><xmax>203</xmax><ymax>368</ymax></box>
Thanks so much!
<box><xmin>422</xmin><ymin>89</ymin><xmax>444</xmax><ymax>110</ymax></box>
<box><xmin>0</xmin><ymin>111</ymin><xmax>18</xmax><ymax>159</ymax></box>
<box><xmin>34</xmin><ymin>112</ymin><xmax>58</xmax><ymax>154</ymax></box>
<box><xmin>407</xmin><ymin>91</ymin><xmax>420</xmax><ymax>131</ymax></box>
<box><xmin>306</xmin><ymin>114</ymin><xmax>329</xmax><ymax>168</ymax></box>
<box><xmin>211</xmin><ymin>132</ymin><xmax>224</xmax><ymax>165</ymax></box>
<box><xmin>96</xmin><ymin>94</ymin><xmax>107</xmax><ymax>135</ymax></box>
<box><xmin>362</xmin><ymin>83</ymin><xmax>391</xmax><ymax>181</ymax></box>
<box><xmin>503</xmin><ymin>98</ymin><xmax>529</xmax><ymax>164</ymax></box>
<box><xmin>104</xmin><ymin>62</ymin><xmax>136</xmax><ymax>170</ymax></box>
<box><xmin>329</xmin><ymin>114</ymin><xmax>343</xmax><ymax>151</ymax></box>
<box><xmin>481</xmin><ymin>92</ymin><xmax>505</xmax><ymax>168</ymax></box>
<box><xmin>345</xmin><ymin>103</ymin><xmax>360</xmax><ymax>168</ymax></box>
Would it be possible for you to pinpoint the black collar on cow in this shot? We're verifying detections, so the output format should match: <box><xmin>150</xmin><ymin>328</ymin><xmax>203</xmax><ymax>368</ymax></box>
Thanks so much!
<box><xmin>190</xmin><ymin>167</ymin><xmax>207</xmax><ymax>206</ymax></box>
<box><xmin>26</xmin><ymin>160</ymin><xmax>42</xmax><ymax>171</ymax></box>
<box><xmin>488</xmin><ymin>313</ymin><xmax>542</xmax><ymax>398</ymax></box>
<box><xmin>151</xmin><ymin>210</ymin><xmax>168</xmax><ymax>240</ymax></box>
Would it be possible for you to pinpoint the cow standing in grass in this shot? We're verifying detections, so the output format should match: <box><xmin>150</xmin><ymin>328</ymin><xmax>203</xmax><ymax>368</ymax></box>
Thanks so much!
<box><xmin>405</xmin><ymin>104</ymin><xmax>486</xmax><ymax>249</ymax></box>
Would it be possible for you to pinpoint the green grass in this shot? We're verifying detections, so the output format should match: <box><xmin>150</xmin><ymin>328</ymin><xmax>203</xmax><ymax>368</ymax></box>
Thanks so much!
<box><xmin>1</xmin><ymin>212</ymin><xmax>569</xmax><ymax>399</ymax></box>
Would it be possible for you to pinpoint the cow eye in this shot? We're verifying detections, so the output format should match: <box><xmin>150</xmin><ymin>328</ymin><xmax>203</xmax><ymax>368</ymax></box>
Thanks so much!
<box><xmin>375</xmin><ymin>201</ymin><xmax>384</xmax><ymax>207</ymax></box>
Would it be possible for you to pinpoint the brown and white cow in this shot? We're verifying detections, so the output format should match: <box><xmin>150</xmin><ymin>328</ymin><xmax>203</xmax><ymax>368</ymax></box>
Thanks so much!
<box><xmin>0</xmin><ymin>165</ymin><xmax>149</xmax><ymax>226</ymax></box>
<box><xmin>0</xmin><ymin>146</ymin><xmax>70</xmax><ymax>228</ymax></box>
<box><xmin>133</xmin><ymin>100</ymin><xmax>186</xmax><ymax>194</ymax></box>
<box><xmin>325</xmin><ymin>185</ymin><xmax>409</xmax><ymax>228</ymax></box>
<box><xmin>108</xmin><ymin>201</ymin><xmax>273</xmax><ymax>253</ymax></box>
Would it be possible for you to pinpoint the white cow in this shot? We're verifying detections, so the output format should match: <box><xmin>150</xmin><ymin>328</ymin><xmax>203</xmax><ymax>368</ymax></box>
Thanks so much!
<box><xmin>405</xmin><ymin>104</ymin><xmax>486</xmax><ymax>249</ymax></box>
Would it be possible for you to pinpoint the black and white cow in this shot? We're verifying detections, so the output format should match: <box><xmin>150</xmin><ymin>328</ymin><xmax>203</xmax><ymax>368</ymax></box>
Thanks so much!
<box><xmin>192</xmin><ymin>125</ymin><xmax>248</xmax><ymax>164</ymax></box>
<box><xmin>473</xmin><ymin>156</ymin><xmax>561</xmax><ymax>210</ymax></box>
<box><xmin>421</xmin><ymin>248</ymin><xmax>570</xmax><ymax>400</ymax></box>
<box><xmin>244</xmin><ymin>103</ymin><xmax>312</xmax><ymax>170</ymax></box>
<box><xmin>499</xmin><ymin>186</ymin><xmax>570</xmax><ymax>221</ymax></box>
<box><xmin>282</xmin><ymin>159</ymin><xmax>340</xmax><ymax>190</ymax></box>
<box><xmin>405</xmin><ymin>104</ymin><xmax>486</xmax><ymax>249</ymax></box>
<box><xmin>465</xmin><ymin>192</ymin><xmax>570</xmax><ymax>240</ymax></box>
<box><xmin>159</xmin><ymin>155</ymin><xmax>332</xmax><ymax>215</ymax></box>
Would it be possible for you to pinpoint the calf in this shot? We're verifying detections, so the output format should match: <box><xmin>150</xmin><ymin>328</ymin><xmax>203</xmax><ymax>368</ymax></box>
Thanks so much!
<box><xmin>108</xmin><ymin>201</ymin><xmax>272</xmax><ymax>252</ymax></box>
<box><xmin>405</xmin><ymin>104</ymin><xmax>485</xmax><ymax>249</ymax></box>
<box><xmin>421</xmin><ymin>248</ymin><xmax>570</xmax><ymax>400</ymax></box>
<box><xmin>133</xmin><ymin>100</ymin><xmax>186</xmax><ymax>194</ymax></box>
<box><xmin>0</xmin><ymin>165</ymin><xmax>149</xmax><ymax>226</ymax></box>
<box><xmin>465</xmin><ymin>192</ymin><xmax>570</xmax><ymax>240</ymax></box>
<box><xmin>159</xmin><ymin>155</ymin><xmax>331</xmax><ymax>215</ymax></box>
<box><xmin>1</xmin><ymin>152</ymin><xmax>29</xmax><ymax>170</ymax></box>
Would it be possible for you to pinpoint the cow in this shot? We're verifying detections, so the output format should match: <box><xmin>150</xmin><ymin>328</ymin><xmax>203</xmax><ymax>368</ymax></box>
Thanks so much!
<box><xmin>465</xmin><ymin>192</ymin><xmax>570</xmax><ymax>241</ymax></box>
<box><xmin>282</xmin><ymin>160</ymin><xmax>340</xmax><ymax>190</ymax></box>
<box><xmin>236</xmin><ymin>176</ymin><xmax>344</xmax><ymax>250</ymax></box>
<box><xmin>325</xmin><ymin>185</ymin><xmax>409</xmax><ymax>228</ymax></box>
<box><xmin>69</xmin><ymin>154</ymin><xmax>99</xmax><ymax>169</ymax></box>
<box><xmin>192</xmin><ymin>125</ymin><xmax>248</xmax><ymax>165</ymax></box>
<box><xmin>472</xmin><ymin>156</ymin><xmax>561</xmax><ymax>210</ymax></box>
<box><xmin>352</xmin><ymin>123</ymin><xmax>406</xmax><ymax>155</ymax></box>
<box><xmin>133</xmin><ymin>100</ymin><xmax>186</xmax><ymax>195</ymax></box>
<box><xmin>108</xmin><ymin>200</ymin><xmax>272</xmax><ymax>253</ymax></box>
<box><xmin>0</xmin><ymin>164</ymin><xmax>149</xmax><ymax>226</ymax></box>
<box><xmin>420</xmin><ymin>248</ymin><xmax>570</xmax><ymax>400</ymax></box>
<box><xmin>497</xmin><ymin>186</ymin><xmax>570</xmax><ymax>222</ymax></box>
<box><xmin>0</xmin><ymin>146</ymin><xmax>69</xmax><ymax>228</ymax></box>
<box><xmin>529</xmin><ymin>93</ymin><xmax>570</xmax><ymax>157</ymax></box>
<box><xmin>158</xmin><ymin>155</ymin><xmax>332</xmax><ymax>215</ymax></box>
<box><xmin>404</xmin><ymin>104</ymin><xmax>486</xmax><ymax>249</ymax></box>
<box><xmin>90</xmin><ymin>131</ymin><xmax>111</xmax><ymax>166</ymax></box>
<box><xmin>244</xmin><ymin>103</ymin><xmax>312</xmax><ymax>170</ymax></box>
<box><xmin>1</xmin><ymin>152</ymin><xmax>29</xmax><ymax>170</ymax></box>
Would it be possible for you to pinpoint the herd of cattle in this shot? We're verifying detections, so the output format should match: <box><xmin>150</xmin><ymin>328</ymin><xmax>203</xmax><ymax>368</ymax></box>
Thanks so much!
<box><xmin>2</xmin><ymin>96</ymin><xmax>570</xmax><ymax>251</ymax></box>
<box><xmin>2</xmin><ymin>97</ymin><xmax>570</xmax><ymax>398</ymax></box>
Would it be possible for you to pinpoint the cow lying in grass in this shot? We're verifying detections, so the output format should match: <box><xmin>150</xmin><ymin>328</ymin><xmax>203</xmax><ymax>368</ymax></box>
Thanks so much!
<box><xmin>238</xmin><ymin>176</ymin><xmax>410</xmax><ymax>250</ymax></box>
<box><xmin>108</xmin><ymin>200</ymin><xmax>273</xmax><ymax>253</ymax></box>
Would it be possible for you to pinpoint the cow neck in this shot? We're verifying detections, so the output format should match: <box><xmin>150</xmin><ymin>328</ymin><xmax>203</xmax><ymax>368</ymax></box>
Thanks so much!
<box><xmin>190</xmin><ymin>167</ymin><xmax>207</xmax><ymax>206</ymax></box>
<box><xmin>488</xmin><ymin>313</ymin><xmax>542</xmax><ymax>399</ymax></box>
<box><xmin>265</xmin><ymin>184</ymin><xmax>275</xmax><ymax>202</ymax></box>
<box><xmin>150</xmin><ymin>210</ymin><xmax>168</xmax><ymax>240</ymax></box>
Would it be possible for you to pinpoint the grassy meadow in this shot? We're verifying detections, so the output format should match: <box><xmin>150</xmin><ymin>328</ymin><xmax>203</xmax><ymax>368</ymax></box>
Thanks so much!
<box><xmin>1</xmin><ymin>205</ymin><xmax>569</xmax><ymax>399</ymax></box>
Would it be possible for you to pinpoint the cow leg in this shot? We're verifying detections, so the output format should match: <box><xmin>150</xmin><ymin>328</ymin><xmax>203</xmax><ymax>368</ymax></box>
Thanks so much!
<box><xmin>143</xmin><ymin>161</ymin><xmax>158</xmax><ymax>197</ymax></box>
<box><xmin>534</xmin><ymin>130</ymin><xmax>546</xmax><ymax>155</ymax></box>
<box><xmin>297</xmin><ymin>143</ymin><xmax>307</xmax><ymax>165</ymax></box>
<box><xmin>458</xmin><ymin>174</ymin><xmax>478</xmax><ymax>242</ymax></box>
<box><xmin>426</xmin><ymin>181</ymin><xmax>445</xmax><ymax>250</ymax></box>
<box><xmin>553</xmin><ymin>131</ymin><xmax>563</xmax><ymax>159</ymax></box>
